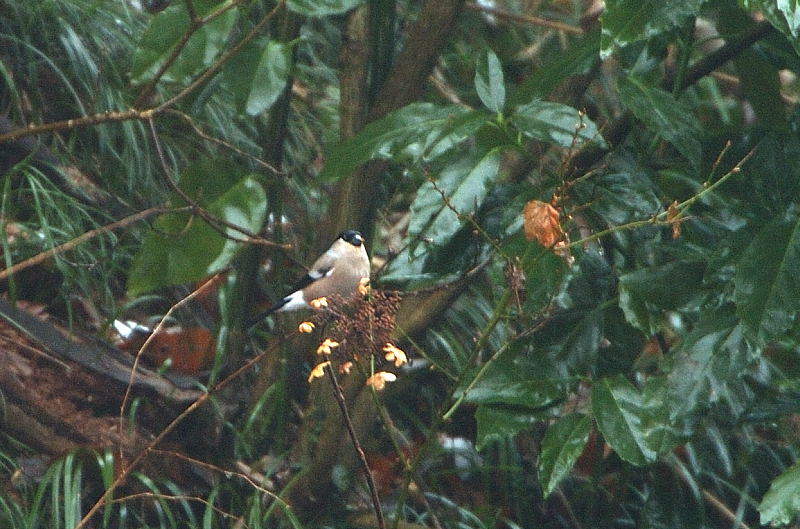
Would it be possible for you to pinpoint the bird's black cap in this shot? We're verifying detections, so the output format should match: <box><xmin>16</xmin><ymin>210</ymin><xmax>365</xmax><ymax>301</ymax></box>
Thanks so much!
<box><xmin>338</xmin><ymin>230</ymin><xmax>364</xmax><ymax>246</ymax></box>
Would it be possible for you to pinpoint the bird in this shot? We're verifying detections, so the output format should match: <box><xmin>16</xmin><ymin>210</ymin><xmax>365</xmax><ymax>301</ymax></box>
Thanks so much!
<box><xmin>252</xmin><ymin>230</ymin><xmax>370</xmax><ymax>323</ymax></box>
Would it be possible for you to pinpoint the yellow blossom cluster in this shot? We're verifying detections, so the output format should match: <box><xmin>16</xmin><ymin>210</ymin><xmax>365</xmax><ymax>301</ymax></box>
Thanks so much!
<box><xmin>316</xmin><ymin>338</ymin><xmax>340</xmax><ymax>356</ymax></box>
<box><xmin>366</xmin><ymin>371</ymin><xmax>397</xmax><ymax>390</ymax></box>
<box><xmin>383</xmin><ymin>342</ymin><xmax>408</xmax><ymax>367</ymax></box>
<box><xmin>308</xmin><ymin>361</ymin><xmax>331</xmax><ymax>382</ymax></box>
<box><xmin>309</xmin><ymin>297</ymin><xmax>328</xmax><ymax>309</ymax></box>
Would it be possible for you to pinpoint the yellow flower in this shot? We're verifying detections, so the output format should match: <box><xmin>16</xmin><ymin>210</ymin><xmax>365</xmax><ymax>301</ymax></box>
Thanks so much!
<box><xmin>366</xmin><ymin>371</ymin><xmax>397</xmax><ymax>391</ymax></box>
<box><xmin>308</xmin><ymin>361</ymin><xmax>331</xmax><ymax>382</ymax></box>
<box><xmin>316</xmin><ymin>337</ymin><xmax>340</xmax><ymax>356</ymax></box>
<box><xmin>309</xmin><ymin>297</ymin><xmax>329</xmax><ymax>309</ymax></box>
<box><xmin>383</xmin><ymin>342</ymin><xmax>408</xmax><ymax>367</ymax></box>
<box><xmin>339</xmin><ymin>361</ymin><xmax>354</xmax><ymax>374</ymax></box>
<box><xmin>298</xmin><ymin>321</ymin><xmax>315</xmax><ymax>334</ymax></box>
<box><xmin>358</xmin><ymin>277</ymin><xmax>371</xmax><ymax>296</ymax></box>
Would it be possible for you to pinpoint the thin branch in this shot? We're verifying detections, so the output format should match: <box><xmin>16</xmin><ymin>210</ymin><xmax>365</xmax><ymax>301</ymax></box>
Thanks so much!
<box><xmin>569</xmin><ymin>19</ymin><xmax>776</xmax><ymax>176</ymax></box>
<box><xmin>565</xmin><ymin>144</ymin><xmax>755</xmax><ymax>251</ymax></box>
<box><xmin>442</xmin><ymin>316</ymin><xmax>549</xmax><ymax>420</ymax></box>
<box><xmin>0</xmin><ymin>206</ymin><xmax>183</xmax><ymax>281</ymax></box>
<box><xmin>324</xmin><ymin>363</ymin><xmax>386</xmax><ymax>529</ymax></box>
<box><xmin>464</xmin><ymin>2</ymin><xmax>583</xmax><ymax>35</ymax></box>
<box><xmin>133</xmin><ymin>1</ymin><xmax>204</xmax><ymax>107</ymax></box>
<box><xmin>118</xmin><ymin>272</ymin><xmax>223</xmax><ymax>434</ymax></box>
<box><xmin>110</xmin><ymin>492</ymin><xmax>244</xmax><ymax>526</ymax></box>
<box><xmin>168</xmin><ymin>110</ymin><xmax>282</xmax><ymax>174</ymax></box>
<box><xmin>0</xmin><ymin>109</ymin><xmax>150</xmax><ymax>144</ymax></box>
<box><xmin>155</xmin><ymin>2</ymin><xmax>283</xmax><ymax>113</ymax></box>
<box><xmin>151</xmin><ymin>449</ymin><xmax>293</xmax><ymax>509</ymax></box>
<box><xmin>76</xmin><ymin>327</ymin><xmax>300</xmax><ymax>529</ymax></box>
<box><xmin>147</xmin><ymin>117</ymin><xmax>289</xmax><ymax>248</ymax></box>
<box><xmin>0</xmin><ymin>2</ymin><xmax>284</xmax><ymax>145</ymax></box>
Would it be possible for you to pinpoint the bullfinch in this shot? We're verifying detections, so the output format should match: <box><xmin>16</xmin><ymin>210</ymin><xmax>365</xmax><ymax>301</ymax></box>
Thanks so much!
<box><xmin>254</xmin><ymin>230</ymin><xmax>370</xmax><ymax>321</ymax></box>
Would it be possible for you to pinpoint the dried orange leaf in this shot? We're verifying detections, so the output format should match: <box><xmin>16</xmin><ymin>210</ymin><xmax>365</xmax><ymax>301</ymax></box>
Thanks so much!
<box><xmin>523</xmin><ymin>200</ymin><xmax>564</xmax><ymax>248</ymax></box>
<box><xmin>667</xmin><ymin>200</ymin><xmax>681</xmax><ymax>239</ymax></box>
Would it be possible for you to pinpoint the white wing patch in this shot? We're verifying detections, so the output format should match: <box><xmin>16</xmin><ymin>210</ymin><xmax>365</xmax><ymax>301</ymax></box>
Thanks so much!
<box><xmin>309</xmin><ymin>267</ymin><xmax>335</xmax><ymax>280</ymax></box>
<box><xmin>280</xmin><ymin>290</ymin><xmax>309</xmax><ymax>311</ymax></box>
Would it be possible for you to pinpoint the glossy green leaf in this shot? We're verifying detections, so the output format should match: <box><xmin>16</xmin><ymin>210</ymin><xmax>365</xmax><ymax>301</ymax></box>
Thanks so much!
<box><xmin>522</xmin><ymin>242</ymin><xmax>570</xmax><ymax>313</ymax></box>
<box><xmin>600</xmin><ymin>0</ymin><xmax>705</xmax><ymax>58</ymax></box>
<box><xmin>510</xmin><ymin>31</ymin><xmax>600</xmax><ymax>104</ymax></box>
<box><xmin>759</xmin><ymin>461</ymin><xmax>800</xmax><ymax>526</ymax></box>
<box><xmin>735</xmin><ymin>216</ymin><xmax>800</xmax><ymax>340</ymax></box>
<box><xmin>575</xmin><ymin>170</ymin><xmax>662</xmax><ymax>226</ymax></box>
<box><xmin>666</xmin><ymin>308</ymin><xmax>757</xmax><ymax>421</ymax></box>
<box><xmin>746</xmin><ymin>0</ymin><xmax>800</xmax><ymax>55</ymax></box>
<box><xmin>409</xmin><ymin>148</ymin><xmax>502</xmax><ymax>246</ymax></box>
<box><xmin>510</xmin><ymin>100</ymin><xmax>606</xmax><ymax>149</ymax></box>
<box><xmin>592</xmin><ymin>375</ymin><xmax>660</xmax><ymax>466</ymax></box>
<box><xmin>475</xmin><ymin>50</ymin><xmax>505</xmax><ymax>113</ymax></box>
<box><xmin>778</xmin><ymin>0</ymin><xmax>800</xmax><ymax>36</ymax></box>
<box><xmin>286</xmin><ymin>0</ymin><xmax>366</xmax><ymax>16</ymax></box>
<box><xmin>461</xmin><ymin>378</ymin><xmax>564</xmax><ymax>409</ymax></box>
<box><xmin>475</xmin><ymin>405</ymin><xmax>542</xmax><ymax>450</ymax></box>
<box><xmin>172</xmin><ymin>159</ymin><xmax>243</xmax><ymax>205</ymax></box>
<box><xmin>618</xmin><ymin>261</ymin><xmax>706</xmax><ymax>334</ymax></box>
<box><xmin>128</xmin><ymin>176</ymin><xmax>267</xmax><ymax>295</ymax></box>
<box><xmin>318</xmin><ymin>103</ymin><xmax>486</xmax><ymax>182</ymax></box>
<box><xmin>131</xmin><ymin>0</ymin><xmax>236</xmax><ymax>84</ymax></box>
<box><xmin>538</xmin><ymin>414</ymin><xmax>592</xmax><ymax>498</ymax></box>
<box><xmin>618</xmin><ymin>76</ymin><xmax>702</xmax><ymax>167</ymax></box>
<box><xmin>223</xmin><ymin>39</ymin><xmax>291</xmax><ymax>116</ymax></box>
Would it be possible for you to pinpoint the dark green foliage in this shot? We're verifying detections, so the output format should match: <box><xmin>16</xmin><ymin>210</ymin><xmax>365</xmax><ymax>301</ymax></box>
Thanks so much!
<box><xmin>3</xmin><ymin>0</ymin><xmax>800</xmax><ymax>528</ymax></box>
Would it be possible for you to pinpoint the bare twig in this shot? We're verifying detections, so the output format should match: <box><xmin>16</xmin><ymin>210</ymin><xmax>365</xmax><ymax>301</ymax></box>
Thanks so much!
<box><xmin>465</xmin><ymin>2</ymin><xmax>584</xmax><ymax>35</ymax></box>
<box><xmin>118</xmin><ymin>272</ymin><xmax>224</xmax><ymax>435</ymax></box>
<box><xmin>0</xmin><ymin>2</ymin><xmax>284</xmax><ymax>146</ymax></box>
<box><xmin>0</xmin><ymin>206</ymin><xmax>183</xmax><ymax>281</ymax></box>
<box><xmin>76</xmin><ymin>327</ymin><xmax>300</xmax><ymax>529</ymax></box>
<box><xmin>168</xmin><ymin>110</ymin><xmax>282</xmax><ymax>174</ymax></box>
<box><xmin>324</xmin><ymin>363</ymin><xmax>386</xmax><ymax>529</ymax></box>
<box><xmin>147</xmin><ymin>117</ymin><xmax>289</xmax><ymax>248</ymax></box>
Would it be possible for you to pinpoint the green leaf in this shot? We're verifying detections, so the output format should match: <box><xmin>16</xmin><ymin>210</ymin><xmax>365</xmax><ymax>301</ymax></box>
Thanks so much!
<box><xmin>600</xmin><ymin>0</ymin><xmax>705</xmax><ymax>58</ymax></box>
<box><xmin>735</xmin><ymin>216</ymin><xmax>800</xmax><ymax>340</ymax></box>
<box><xmin>537</xmin><ymin>414</ymin><xmax>592</xmax><ymax>498</ymax></box>
<box><xmin>617</xmin><ymin>76</ymin><xmax>703</xmax><ymax>167</ymax></box>
<box><xmin>618</xmin><ymin>261</ymin><xmax>707</xmax><ymax>334</ymax></box>
<box><xmin>475</xmin><ymin>405</ymin><xmax>542</xmax><ymax>450</ymax></box>
<box><xmin>408</xmin><ymin>148</ymin><xmax>502</xmax><ymax>246</ymax></box>
<box><xmin>510</xmin><ymin>31</ymin><xmax>600</xmax><ymax>104</ymax></box>
<box><xmin>318</xmin><ymin>103</ymin><xmax>486</xmax><ymax>182</ymax></box>
<box><xmin>128</xmin><ymin>176</ymin><xmax>267</xmax><ymax>295</ymax></box>
<box><xmin>666</xmin><ymin>308</ymin><xmax>757</xmax><ymax>420</ymax></box>
<box><xmin>461</xmin><ymin>378</ymin><xmax>564</xmax><ymax>409</ymax></box>
<box><xmin>475</xmin><ymin>50</ymin><xmax>505</xmax><ymax>113</ymax></box>
<box><xmin>223</xmin><ymin>39</ymin><xmax>291</xmax><ymax>116</ymax></box>
<box><xmin>131</xmin><ymin>0</ymin><xmax>237</xmax><ymax>84</ymax></box>
<box><xmin>510</xmin><ymin>100</ymin><xmax>606</xmax><ymax>149</ymax></box>
<box><xmin>575</xmin><ymin>169</ymin><xmax>662</xmax><ymax>227</ymax></box>
<box><xmin>592</xmin><ymin>375</ymin><xmax>675</xmax><ymax>466</ymax></box>
<box><xmin>759</xmin><ymin>461</ymin><xmax>800</xmax><ymax>526</ymax></box>
<box><xmin>778</xmin><ymin>0</ymin><xmax>800</xmax><ymax>37</ymax></box>
<box><xmin>286</xmin><ymin>0</ymin><xmax>366</xmax><ymax>16</ymax></box>
<box><xmin>746</xmin><ymin>0</ymin><xmax>800</xmax><ymax>55</ymax></box>
<box><xmin>172</xmin><ymin>159</ymin><xmax>243</xmax><ymax>205</ymax></box>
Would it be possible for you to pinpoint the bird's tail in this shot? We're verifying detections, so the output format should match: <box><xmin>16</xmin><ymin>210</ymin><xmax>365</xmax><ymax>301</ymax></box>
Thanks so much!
<box><xmin>247</xmin><ymin>297</ymin><xmax>289</xmax><ymax>329</ymax></box>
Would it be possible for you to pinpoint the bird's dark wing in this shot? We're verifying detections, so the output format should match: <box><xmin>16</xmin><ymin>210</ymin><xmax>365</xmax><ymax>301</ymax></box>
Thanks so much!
<box><xmin>290</xmin><ymin>266</ymin><xmax>333</xmax><ymax>291</ymax></box>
